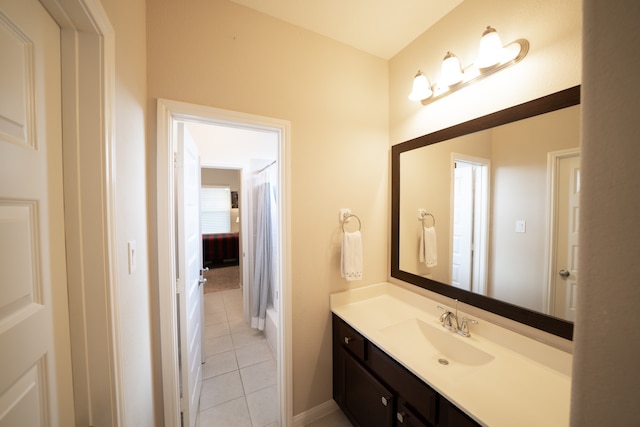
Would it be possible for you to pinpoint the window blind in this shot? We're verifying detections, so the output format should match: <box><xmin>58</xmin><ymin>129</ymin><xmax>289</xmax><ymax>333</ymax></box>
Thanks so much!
<box><xmin>200</xmin><ymin>186</ymin><xmax>231</xmax><ymax>234</ymax></box>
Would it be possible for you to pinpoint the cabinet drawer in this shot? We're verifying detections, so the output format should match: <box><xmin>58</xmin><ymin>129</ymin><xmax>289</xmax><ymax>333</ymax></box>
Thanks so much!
<box><xmin>335</xmin><ymin>316</ymin><xmax>366</xmax><ymax>361</ymax></box>
<box><xmin>368</xmin><ymin>344</ymin><xmax>437</xmax><ymax>426</ymax></box>
<box><xmin>397</xmin><ymin>400</ymin><xmax>431</xmax><ymax>427</ymax></box>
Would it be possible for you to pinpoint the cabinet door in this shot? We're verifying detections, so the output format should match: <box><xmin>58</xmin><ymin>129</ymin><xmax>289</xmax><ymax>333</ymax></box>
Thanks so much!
<box><xmin>342</xmin><ymin>347</ymin><xmax>394</xmax><ymax>427</ymax></box>
<box><xmin>438</xmin><ymin>398</ymin><xmax>480</xmax><ymax>427</ymax></box>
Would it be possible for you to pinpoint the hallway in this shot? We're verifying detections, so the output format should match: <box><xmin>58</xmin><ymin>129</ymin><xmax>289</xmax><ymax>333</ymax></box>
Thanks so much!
<box><xmin>197</xmin><ymin>288</ymin><xmax>278</xmax><ymax>426</ymax></box>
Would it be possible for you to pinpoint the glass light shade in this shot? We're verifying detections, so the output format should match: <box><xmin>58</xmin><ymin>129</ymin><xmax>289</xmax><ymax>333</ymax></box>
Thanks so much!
<box><xmin>440</xmin><ymin>52</ymin><xmax>464</xmax><ymax>86</ymax></box>
<box><xmin>408</xmin><ymin>71</ymin><xmax>433</xmax><ymax>101</ymax></box>
<box><xmin>476</xmin><ymin>26</ymin><xmax>504</xmax><ymax>69</ymax></box>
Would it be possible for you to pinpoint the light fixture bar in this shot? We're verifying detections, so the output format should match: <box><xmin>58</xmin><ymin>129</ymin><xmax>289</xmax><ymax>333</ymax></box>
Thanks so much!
<box><xmin>424</xmin><ymin>39</ymin><xmax>529</xmax><ymax>105</ymax></box>
<box><xmin>408</xmin><ymin>27</ymin><xmax>530</xmax><ymax>106</ymax></box>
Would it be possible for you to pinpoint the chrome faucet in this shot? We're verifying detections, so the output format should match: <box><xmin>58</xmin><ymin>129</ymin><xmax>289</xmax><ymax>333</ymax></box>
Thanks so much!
<box><xmin>437</xmin><ymin>300</ymin><xmax>478</xmax><ymax>337</ymax></box>
<box><xmin>439</xmin><ymin>310</ymin><xmax>459</xmax><ymax>332</ymax></box>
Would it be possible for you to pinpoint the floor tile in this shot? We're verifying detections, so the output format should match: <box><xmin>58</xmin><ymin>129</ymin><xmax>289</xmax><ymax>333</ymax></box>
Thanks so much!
<box><xmin>232</xmin><ymin>326</ymin><xmax>268</xmax><ymax>349</ymax></box>
<box><xmin>235</xmin><ymin>341</ymin><xmax>274</xmax><ymax>368</ymax></box>
<box><xmin>240</xmin><ymin>359</ymin><xmax>277</xmax><ymax>394</ymax></box>
<box><xmin>203</xmin><ymin>293</ymin><xmax>226</xmax><ymax>313</ymax></box>
<box><xmin>198</xmin><ymin>397</ymin><xmax>252</xmax><ymax>427</ymax></box>
<box><xmin>204</xmin><ymin>310</ymin><xmax>227</xmax><ymax>326</ymax></box>
<box><xmin>246</xmin><ymin>384</ymin><xmax>279</xmax><ymax>427</ymax></box>
<box><xmin>204</xmin><ymin>332</ymin><xmax>233</xmax><ymax>357</ymax></box>
<box><xmin>202</xmin><ymin>350</ymin><xmax>238</xmax><ymax>380</ymax></box>
<box><xmin>205</xmin><ymin>320</ymin><xmax>230</xmax><ymax>338</ymax></box>
<box><xmin>200</xmin><ymin>370</ymin><xmax>244</xmax><ymax>411</ymax></box>
<box><xmin>199</xmin><ymin>287</ymin><xmax>281</xmax><ymax>426</ymax></box>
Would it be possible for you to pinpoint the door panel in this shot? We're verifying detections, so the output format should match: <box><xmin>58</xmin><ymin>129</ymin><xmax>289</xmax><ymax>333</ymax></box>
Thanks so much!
<box><xmin>176</xmin><ymin>123</ymin><xmax>203</xmax><ymax>427</ymax></box>
<box><xmin>0</xmin><ymin>0</ymin><xmax>73</xmax><ymax>425</ymax></box>
<box><xmin>452</xmin><ymin>163</ymin><xmax>473</xmax><ymax>290</ymax></box>
<box><xmin>553</xmin><ymin>155</ymin><xmax>580</xmax><ymax>321</ymax></box>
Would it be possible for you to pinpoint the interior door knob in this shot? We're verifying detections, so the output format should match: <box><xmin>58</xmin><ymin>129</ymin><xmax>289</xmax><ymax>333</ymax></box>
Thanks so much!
<box><xmin>559</xmin><ymin>269</ymin><xmax>570</xmax><ymax>278</ymax></box>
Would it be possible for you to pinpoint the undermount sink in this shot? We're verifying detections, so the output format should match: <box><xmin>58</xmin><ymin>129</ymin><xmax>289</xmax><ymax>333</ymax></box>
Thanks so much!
<box><xmin>380</xmin><ymin>318</ymin><xmax>495</xmax><ymax>367</ymax></box>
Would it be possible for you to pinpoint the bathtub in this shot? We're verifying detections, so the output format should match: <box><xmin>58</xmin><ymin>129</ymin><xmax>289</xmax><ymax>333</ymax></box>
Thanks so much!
<box><xmin>265</xmin><ymin>306</ymin><xmax>278</xmax><ymax>356</ymax></box>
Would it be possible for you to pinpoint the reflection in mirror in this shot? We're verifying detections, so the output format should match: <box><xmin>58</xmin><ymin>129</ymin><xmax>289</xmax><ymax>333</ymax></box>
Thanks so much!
<box><xmin>392</xmin><ymin>86</ymin><xmax>580</xmax><ymax>340</ymax></box>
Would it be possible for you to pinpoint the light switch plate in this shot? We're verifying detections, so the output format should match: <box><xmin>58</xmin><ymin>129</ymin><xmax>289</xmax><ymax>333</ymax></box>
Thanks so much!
<box><xmin>128</xmin><ymin>240</ymin><xmax>137</xmax><ymax>274</ymax></box>
<box><xmin>515</xmin><ymin>220</ymin><xmax>526</xmax><ymax>233</ymax></box>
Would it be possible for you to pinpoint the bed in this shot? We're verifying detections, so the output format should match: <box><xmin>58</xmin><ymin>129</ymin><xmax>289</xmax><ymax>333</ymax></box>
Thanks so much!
<box><xmin>202</xmin><ymin>232</ymin><xmax>239</xmax><ymax>267</ymax></box>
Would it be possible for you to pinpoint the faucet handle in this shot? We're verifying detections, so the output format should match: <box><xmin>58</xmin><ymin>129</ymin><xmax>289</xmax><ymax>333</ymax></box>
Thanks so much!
<box><xmin>458</xmin><ymin>317</ymin><xmax>478</xmax><ymax>337</ymax></box>
<box><xmin>437</xmin><ymin>306</ymin><xmax>452</xmax><ymax>324</ymax></box>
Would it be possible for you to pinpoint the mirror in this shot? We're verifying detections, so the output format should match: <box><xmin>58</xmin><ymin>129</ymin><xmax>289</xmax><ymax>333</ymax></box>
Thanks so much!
<box><xmin>392</xmin><ymin>86</ymin><xmax>580</xmax><ymax>340</ymax></box>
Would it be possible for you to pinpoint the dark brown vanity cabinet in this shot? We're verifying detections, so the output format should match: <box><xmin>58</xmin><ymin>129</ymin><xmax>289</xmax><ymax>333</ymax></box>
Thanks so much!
<box><xmin>333</xmin><ymin>314</ymin><xmax>480</xmax><ymax>427</ymax></box>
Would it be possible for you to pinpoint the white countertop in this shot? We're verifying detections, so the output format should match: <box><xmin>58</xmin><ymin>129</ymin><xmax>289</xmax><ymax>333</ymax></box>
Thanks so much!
<box><xmin>330</xmin><ymin>282</ymin><xmax>572</xmax><ymax>427</ymax></box>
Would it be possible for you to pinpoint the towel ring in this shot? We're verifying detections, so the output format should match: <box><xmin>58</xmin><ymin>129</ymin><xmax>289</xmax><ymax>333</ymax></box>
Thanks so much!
<box><xmin>420</xmin><ymin>212</ymin><xmax>436</xmax><ymax>227</ymax></box>
<box><xmin>342</xmin><ymin>214</ymin><xmax>362</xmax><ymax>232</ymax></box>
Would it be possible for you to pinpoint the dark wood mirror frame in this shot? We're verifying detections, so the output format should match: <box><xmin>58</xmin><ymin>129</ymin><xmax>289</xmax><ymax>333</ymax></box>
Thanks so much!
<box><xmin>391</xmin><ymin>85</ymin><xmax>580</xmax><ymax>340</ymax></box>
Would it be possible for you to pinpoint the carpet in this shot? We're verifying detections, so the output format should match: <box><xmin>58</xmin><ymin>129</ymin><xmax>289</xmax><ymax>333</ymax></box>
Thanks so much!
<box><xmin>203</xmin><ymin>265</ymin><xmax>240</xmax><ymax>293</ymax></box>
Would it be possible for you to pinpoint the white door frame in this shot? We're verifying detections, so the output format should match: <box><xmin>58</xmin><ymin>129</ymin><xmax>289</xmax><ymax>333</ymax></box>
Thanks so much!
<box><xmin>157</xmin><ymin>99</ymin><xmax>292</xmax><ymax>426</ymax></box>
<box><xmin>544</xmin><ymin>148</ymin><xmax>581</xmax><ymax>315</ymax></box>
<box><xmin>40</xmin><ymin>0</ymin><xmax>122</xmax><ymax>424</ymax></box>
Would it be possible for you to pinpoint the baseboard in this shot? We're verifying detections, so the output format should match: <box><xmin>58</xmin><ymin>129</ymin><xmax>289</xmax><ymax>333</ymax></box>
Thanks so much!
<box><xmin>292</xmin><ymin>399</ymin><xmax>339</xmax><ymax>426</ymax></box>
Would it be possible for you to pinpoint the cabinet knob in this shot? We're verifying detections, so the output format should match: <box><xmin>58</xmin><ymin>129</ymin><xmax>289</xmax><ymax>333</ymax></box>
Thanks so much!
<box><xmin>344</xmin><ymin>336</ymin><xmax>352</xmax><ymax>345</ymax></box>
<box><xmin>397</xmin><ymin>411</ymin><xmax>406</xmax><ymax>423</ymax></box>
<box><xmin>381</xmin><ymin>396</ymin><xmax>391</xmax><ymax>406</ymax></box>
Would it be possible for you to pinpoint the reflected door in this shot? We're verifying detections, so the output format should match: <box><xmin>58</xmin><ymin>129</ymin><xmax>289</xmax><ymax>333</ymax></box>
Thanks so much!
<box><xmin>451</xmin><ymin>163</ymin><xmax>474</xmax><ymax>290</ymax></box>
<box><xmin>552</xmin><ymin>154</ymin><xmax>580</xmax><ymax>321</ymax></box>
<box><xmin>451</xmin><ymin>158</ymin><xmax>489</xmax><ymax>294</ymax></box>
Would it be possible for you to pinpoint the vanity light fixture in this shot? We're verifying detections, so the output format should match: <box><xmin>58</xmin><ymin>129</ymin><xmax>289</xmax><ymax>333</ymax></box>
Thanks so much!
<box><xmin>440</xmin><ymin>51</ymin><xmax>464</xmax><ymax>86</ymax></box>
<box><xmin>407</xmin><ymin>26</ymin><xmax>529</xmax><ymax>105</ymax></box>
<box><xmin>408</xmin><ymin>70</ymin><xmax>433</xmax><ymax>101</ymax></box>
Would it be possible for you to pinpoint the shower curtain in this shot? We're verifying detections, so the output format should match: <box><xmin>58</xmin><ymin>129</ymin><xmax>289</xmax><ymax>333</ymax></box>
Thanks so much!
<box><xmin>251</xmin><ymin>164</ymin><xmax>277</xmax><ymax>330</ymax></box>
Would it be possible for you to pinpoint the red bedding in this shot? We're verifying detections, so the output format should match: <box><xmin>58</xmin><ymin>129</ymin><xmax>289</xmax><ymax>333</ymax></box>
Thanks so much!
<box><xmin>202</xmin><ymin>233</ymin><xmax>239</xmax><ymax>265</ymax></box>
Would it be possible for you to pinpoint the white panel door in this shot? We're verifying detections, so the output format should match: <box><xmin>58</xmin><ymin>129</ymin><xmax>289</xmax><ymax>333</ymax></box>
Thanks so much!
<box><xmin>553</xmin><ymin>155</ymin><xmax>580</xmax><ymax>321</ymax></box>
<box><xmin>0</xmin><ymin>0</ymin><xmax>74</xmax><ymax>425</ymax></box>
<box><xmin>176</xmin><ymin>123</ymin><xmax>203</xmax><ymax>427</ymax></box>
<box><xmin>451</xmin><ymin>163</ymin><xmax>473</xmax><ymax>290</ymax></box>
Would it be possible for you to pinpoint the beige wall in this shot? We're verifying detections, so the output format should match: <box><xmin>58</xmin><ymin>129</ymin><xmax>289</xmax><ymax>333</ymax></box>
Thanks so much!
<box><xmin>147</xmin><ymin>0</ymin><xmax>389</xmax><ymax>415</ymax></box>
<box><xmin>201</xmin><ymin>168</ymin><xmax>240</xmax><ymax>190</ymax></box>
<box><xmin>98</xmin><ymin>0</ymin><xmax>157</xmax><ymax>424</ymax></box>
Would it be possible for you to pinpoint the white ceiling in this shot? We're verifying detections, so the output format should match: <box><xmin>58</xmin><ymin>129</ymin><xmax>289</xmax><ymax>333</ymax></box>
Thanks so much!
<box><xmin>229</xmin><ymin>0</ymin><xmax>463</xmax><ymax>59</ymax></box>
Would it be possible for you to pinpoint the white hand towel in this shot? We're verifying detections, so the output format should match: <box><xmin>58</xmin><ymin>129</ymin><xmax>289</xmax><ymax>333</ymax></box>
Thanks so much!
<box><xmin>341</xmin><ymin>230</ymin><xmax>363</xmax><ymax>281</ymax></box>
<box><xmin>419</xmin><ymin>226</ymin><xmax>438</xmax><ymax>268</ymax></box>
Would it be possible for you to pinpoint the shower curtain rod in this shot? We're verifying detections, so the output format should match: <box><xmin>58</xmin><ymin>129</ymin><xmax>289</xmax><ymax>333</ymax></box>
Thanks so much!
<box><xmin>257</xmin><ymin>160</ymin><xmax>276</xmax><ymax>174</ymax></box>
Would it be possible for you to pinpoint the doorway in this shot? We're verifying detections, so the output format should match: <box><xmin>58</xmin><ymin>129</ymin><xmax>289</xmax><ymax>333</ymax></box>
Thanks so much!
<box><xmin>157</xmin><ymin>100</ymin><xmax>292</xmax><ymax>426</ymax></box>
<box><xmin>450</xmin><ymin>154</ymin><xmax>490</xmax><ymax>295</ymax></box>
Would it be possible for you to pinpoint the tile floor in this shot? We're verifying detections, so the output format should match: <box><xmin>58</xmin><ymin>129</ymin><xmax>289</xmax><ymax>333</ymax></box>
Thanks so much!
<box><xmin>197</xmin><ymin>288</ymin><xmax>279</xmax><ymax>427</ymax></box>
<box><xmin>196</xmin><ymin>287</ymin><xmax>353</xmax><ymax>427</ymax></box>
